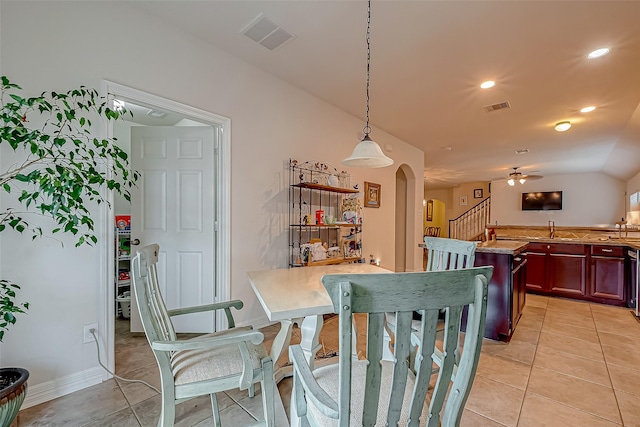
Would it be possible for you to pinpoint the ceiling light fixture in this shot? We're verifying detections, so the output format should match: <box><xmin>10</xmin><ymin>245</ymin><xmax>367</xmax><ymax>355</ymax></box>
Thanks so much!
<box><xmin>507</xmin><ymin>168</ymin><xmax>527</xmax><ymax>186</ymax></box>
<box><xmin>588</xmin><ymin>47</ymin><xmax>610</xmax><ymax>59</ymax></box>
<box><xmin>342</xmin><ymin>0</ymin><xmax>393</xmax><ymax>168</ymax></box>
<box><xmin>580</xmin><ymin>106</ymin><xmax>596</xmax><ymax>113</ymax></box>
<box><xmin>480</xmin><ymin>80</ymin><xmax>495</xmax><ymax>89</ymax></box>
<box><xmin>554</xmin><ymin>121</ymin><xmax>572</xmax><ymax>132</ymax></box>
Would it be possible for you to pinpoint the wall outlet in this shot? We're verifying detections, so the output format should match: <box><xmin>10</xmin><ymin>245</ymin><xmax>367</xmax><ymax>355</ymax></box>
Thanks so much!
<box><xmin>83</xmin><ymin>323</ymin><xmax>98</xmax><ymax>343</ymax></box>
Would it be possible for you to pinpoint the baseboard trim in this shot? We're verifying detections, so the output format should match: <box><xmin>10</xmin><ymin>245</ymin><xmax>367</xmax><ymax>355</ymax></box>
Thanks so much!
<box><xmin>22</xmin><ymin>367</ymin><xmax>105</xmax><ymax>409</ymax></box>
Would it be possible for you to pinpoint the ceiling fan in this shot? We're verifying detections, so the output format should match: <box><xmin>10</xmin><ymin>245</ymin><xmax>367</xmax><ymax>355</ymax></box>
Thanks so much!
<box><xmin>505</xmin><ymin>167</ymin><xmax>543</xmax><ymax>186</ymax></box>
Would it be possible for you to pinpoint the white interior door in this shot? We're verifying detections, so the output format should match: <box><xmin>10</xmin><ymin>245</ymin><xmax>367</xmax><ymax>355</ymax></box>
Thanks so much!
<box><xmin>129</xmin><ymin>125</ymin><xmax>216</xmax><ymax>333</ymax></box>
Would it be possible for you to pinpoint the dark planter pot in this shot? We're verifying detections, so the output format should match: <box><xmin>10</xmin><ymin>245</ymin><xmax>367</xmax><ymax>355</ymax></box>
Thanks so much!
<box><xmin>0</xmin><ymin>368</ymin><xmax>29</xmax><ymax>427</ymax></box>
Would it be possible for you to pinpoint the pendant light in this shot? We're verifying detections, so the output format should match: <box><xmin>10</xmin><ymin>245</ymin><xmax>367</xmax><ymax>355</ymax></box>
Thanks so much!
<box><xmin>342</xmin><ymin>0</ymin><xmax>394</xmax><ymax>168</ymax></box>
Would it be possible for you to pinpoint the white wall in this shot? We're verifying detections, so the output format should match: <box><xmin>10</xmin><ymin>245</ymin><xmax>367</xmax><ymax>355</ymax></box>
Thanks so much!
<box><xmin>491</xmin><ymin>172</ymin><xmax>625</xmax><ymax>227</ymax></box>
<box><xmin>0</xmin><ymin>1</ymin><xmax>424</xmax><ymax>401</ymax></box>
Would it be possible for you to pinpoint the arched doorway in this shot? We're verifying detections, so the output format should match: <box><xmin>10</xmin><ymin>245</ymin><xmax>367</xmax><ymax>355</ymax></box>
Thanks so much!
<box><xmin>395</xmin><ymin>164</ymin><xmax>418</xmax><ymax>272</ymax></box>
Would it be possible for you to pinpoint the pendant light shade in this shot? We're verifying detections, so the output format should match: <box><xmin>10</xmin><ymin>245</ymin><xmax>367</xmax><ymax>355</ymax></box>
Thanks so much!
<box><xmin>342</xmin><ymin>0</ymin><xmax>393</xmax><ymax>168</ymax></box>
<box><xmin>343</xmin><ymin>135</ymin><xmax>394</xmax><ymax>167</ymax></box>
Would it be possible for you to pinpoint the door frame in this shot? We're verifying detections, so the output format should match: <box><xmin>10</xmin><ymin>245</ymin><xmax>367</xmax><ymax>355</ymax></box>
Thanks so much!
<box><xmin>100</xmin><ymin>80</ymin><xmax>231</xmax><ymax>377</ymax></box>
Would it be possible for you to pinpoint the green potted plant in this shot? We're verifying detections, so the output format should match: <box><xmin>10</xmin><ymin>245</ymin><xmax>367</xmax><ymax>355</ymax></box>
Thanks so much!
<box><xmin>0</xmin><ymin>76</ymin><xmax>137</xmax><ymax>425</ymax></box>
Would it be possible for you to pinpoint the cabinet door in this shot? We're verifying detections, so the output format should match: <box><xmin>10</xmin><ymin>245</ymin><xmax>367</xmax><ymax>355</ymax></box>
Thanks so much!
<box><xmin>511</xmin><ymin>257</ymin><xmax>527</xmax><ymax>328</ymax></box>
<box><xmin>590</xmin><ymin>256</ymin><xmax>625</xmax><ymax>302</ymax></box>
<box><xmin>525</xmin><ymin>252</ymin><xmax>547</xmax><ymax>292</ymax></box>
<box><xmin>548</xmin><ymin>253</ymin><xmax>587</xmax><ymax>297</ymax></box>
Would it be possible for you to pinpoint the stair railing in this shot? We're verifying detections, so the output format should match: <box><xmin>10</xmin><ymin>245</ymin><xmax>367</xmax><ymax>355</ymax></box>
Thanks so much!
<box><xmin>449</xmin><ymin>196</ymin><xmax>491</xmax><ymax>241</ymax></box>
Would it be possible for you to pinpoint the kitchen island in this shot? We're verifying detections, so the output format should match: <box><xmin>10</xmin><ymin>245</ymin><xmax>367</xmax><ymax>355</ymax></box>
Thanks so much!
<box><xmin>474</xmin><ymin>240</ymin><xmax>529</xmax><ymax>341</ymax></box>
<box><xmin>420</xmin><ymin>240</ymin><xmax>529</xmax><ymax>341</ymax></box>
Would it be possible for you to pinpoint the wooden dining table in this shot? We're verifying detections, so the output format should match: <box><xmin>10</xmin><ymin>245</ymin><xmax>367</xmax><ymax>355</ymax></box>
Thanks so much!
<box><xmin>248</xmin><ymin>263</ymin><xmax>390</xmax><ymax>381</ymax></box>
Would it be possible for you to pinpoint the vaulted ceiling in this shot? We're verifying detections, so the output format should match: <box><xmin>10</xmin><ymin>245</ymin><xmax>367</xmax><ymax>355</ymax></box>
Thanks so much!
<box><xmin>129</xmin><ymin>1</ymin><xmax>640</xmax><ymax>188</ymax></box>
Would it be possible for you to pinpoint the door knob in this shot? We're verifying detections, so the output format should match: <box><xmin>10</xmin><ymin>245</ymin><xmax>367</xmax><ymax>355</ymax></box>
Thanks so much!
<box><xmin>131</xmin><ymin>239</ymin><xmax>141</xmax><ymax>246</ymax></box>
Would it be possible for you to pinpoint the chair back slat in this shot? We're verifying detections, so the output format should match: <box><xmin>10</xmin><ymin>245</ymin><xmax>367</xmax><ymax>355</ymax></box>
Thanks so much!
<box><xmin>442</xmin><ymin>280</ymin><xmax>488</xmax><ymax>424</ymax></box>
<box><xmin>387</xmin><ymin>311</ymin><xmax>413</xmax><ymax>425</ymax></box>
<box><xmin>408</xmin><ymin>309</ymin><xmax>440</xmax><ymax>426</ymax></box>
<box><xmin>322</xmin><ymin>267</ymin><xmax>492</xmax><ymax>427</ymax></box>
<box><xmin>428</xmin><ymin>305</ymin><xmax>463</xmax><ymax>426</ymax></box>
<box><xmin>424</xmin><ymin>237</ymin><xmax>477</xmax><ymax>272</ymax></box>
<box><xmin>363</xmin><ymin>312</ymin><xmax>384</xmax><ymax>427</ymax></box>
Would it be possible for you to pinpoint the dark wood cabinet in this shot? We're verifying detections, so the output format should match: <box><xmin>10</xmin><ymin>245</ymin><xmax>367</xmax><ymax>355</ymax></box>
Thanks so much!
<box><xmin>525</xmin><ymin>242</ymin><xmax>632</xmax><ymax>306</ymax></box>
<box><xmin>474</xmin><ymin>251</ymin><xmax>526</xmax><ymax>341</ymax></box>
<box><xmin>512</xmin><ymin>254</ymin><xmax>527</xmax><ymax>329</ymax></box>
<box><xmin>525</xmin><ymin>244</ymin><xmax>547</xmax><ymax>292</ymax></box>
<box><xmin>525</xmin><ymin>243</ymin><xmax>587</xmax><ymax>297</ymax></box>
<box><xmin>548</xmin><ymin>253</ymin><xmax>587</xmax><ymax>297</ymax></box>
<box><xmin>589</xmin><ymin>245</ymin><xmax>626</xmax><ymax>305</ymax></box>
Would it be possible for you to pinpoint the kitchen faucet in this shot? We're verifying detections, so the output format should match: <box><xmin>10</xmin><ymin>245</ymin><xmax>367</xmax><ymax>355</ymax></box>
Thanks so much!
<box><xmin>548</xmin><ymin>220</ymin><xmax>555</xmax><ymax>239</ymax></box>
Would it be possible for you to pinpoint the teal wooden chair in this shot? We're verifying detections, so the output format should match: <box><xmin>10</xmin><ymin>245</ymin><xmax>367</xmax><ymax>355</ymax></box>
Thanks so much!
<box><xmin>423</xmin><ymin>237</ymin><xmax>477</xmax><ymax>272</ymax></box>
<box><xmin>289</xmin><ymin>267</ymin><xmax>492</xmax><ymax>427</ymax></box>
<box><xmin>386</xmin><ymin>237</ymin><xmax>479</xmax><ymax>364</ymax></box>
<box><xmin>131</xmin><ymin>244</ymin><xmax>276</xmax><ymax>427</ymax></box>
<box><xmin>422</xmin><ymin>237</ymin><xmax>478</xmax><ymax>372</ymax></box>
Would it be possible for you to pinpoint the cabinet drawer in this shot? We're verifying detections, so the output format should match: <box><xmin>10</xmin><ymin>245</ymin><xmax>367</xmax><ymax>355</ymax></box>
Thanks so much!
<box><xmin>548</xmin><ymin>243</ymin><xmax>586</xmax><ymax>255</ymax></box>
<box><xmin>513</xmin><ymin>254</ymin><xmax>526</xmax><ymax>269</ymax></box>
<box><xmin>591</xmin><ymin>245</ymin><xmax>625</xmax><ymax>257</ymax></box>
<box><xmin>526</xmin><ymin>243</ymin><xmax>548</xmax><ymax>253</ymax></box>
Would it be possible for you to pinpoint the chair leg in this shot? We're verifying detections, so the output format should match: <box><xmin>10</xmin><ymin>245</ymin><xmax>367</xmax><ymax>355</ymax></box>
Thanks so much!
<box><xmin>158</xmin><ymin>393</ymin><xmax>175</xmax><ymax>427</ymax></box>
<box><xmin>261</xmin><ymin>357</ymin><xmax>276</xmax><ymax>427</ymax></box>
<box><xmin>249</xmin><ymin>383</ymin><xmax>255</xmax><ymax>398</ymax></box>
<box><xmin>210</xmin><ymin>393</ymin><xmax>222</xmax><ymax>427</ymax></box>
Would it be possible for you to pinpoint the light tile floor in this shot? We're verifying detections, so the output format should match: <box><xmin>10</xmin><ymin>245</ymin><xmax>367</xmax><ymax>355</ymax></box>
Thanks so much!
<box><xmin>12</xmin><ymin>294</ymin><xmax>640</xmax><ymax>426</ymax></box>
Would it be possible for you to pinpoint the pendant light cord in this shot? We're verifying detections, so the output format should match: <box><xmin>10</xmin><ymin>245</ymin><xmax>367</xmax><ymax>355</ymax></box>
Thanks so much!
<box><xmin>363</xmin><ymin>0</ymin><xmax>372</xmax><ymax>137</ymax></box>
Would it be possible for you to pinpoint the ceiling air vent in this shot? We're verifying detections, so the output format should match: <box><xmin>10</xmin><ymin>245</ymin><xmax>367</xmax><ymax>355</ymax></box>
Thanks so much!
<box><xmin>241</xmin><ymin>14</ymin><xmax>295</xmax><ymax>51</ymax></box>
<box><xmin>483</xmin><ymin>101</ymin><xmax>511</xmax><ymax>112</ymax></box>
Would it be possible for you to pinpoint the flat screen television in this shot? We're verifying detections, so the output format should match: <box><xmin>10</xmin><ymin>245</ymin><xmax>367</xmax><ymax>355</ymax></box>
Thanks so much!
<box><xmin>522</xmin><ymin>191</ymin><xmax>563</xmax><ymax>211</ymax></box>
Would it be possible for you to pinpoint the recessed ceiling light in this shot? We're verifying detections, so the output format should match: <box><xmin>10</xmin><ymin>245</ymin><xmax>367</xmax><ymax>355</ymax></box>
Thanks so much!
<box><xmin>580</xmin><ymin>106</ymin><xmax>596</xmax><ymax>113</ymax></box>
<box><xmin>554</xmin><ymin>121</ymin><xmax>572</xmax><ymax>132</ymax></box>
<box><xmin>147</xmin><ymin>109</ymin><xmax>167</xmax><ymax>119</ymax></box>
<box><xmin>588</xmin><ymin>48</ymin><xmax>610</xmax><ymax>59</ymax></box>
<box><xmin>480</xmin><ymin>80</ymin><xmax>495</xmax><ymax>89</ymax></box>
<box><xmin>515</xmin><ymin>148</ymin><xmax>529</xmax><ymax>154</ymax></box>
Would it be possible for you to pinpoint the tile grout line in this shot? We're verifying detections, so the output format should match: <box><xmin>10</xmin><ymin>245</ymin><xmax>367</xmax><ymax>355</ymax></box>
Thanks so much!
<box><xmin>591</xmin><ymin>304</ymin><xmax>626</xmax><ymax>426</ymax></box>
<box><xmin>512</xmin><ymin>298</ymin><xmax>546</xmax><ymax>427</ymax></box>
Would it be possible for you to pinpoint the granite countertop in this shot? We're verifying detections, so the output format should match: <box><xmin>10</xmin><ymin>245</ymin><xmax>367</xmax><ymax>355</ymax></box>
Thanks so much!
<box><xmin>475</xmin><ymin>240</ymin><xmax>529</xmax><ymax>255</ymax></box>
<box><xmin>419</xmin><ymin>240</ymin><xmax>529</xmax><ymax>255</ymax></box>
<box><xmin>499</xmin><ymin>236</ymin><xmax>640</xmax><ymax>250</ymax></box>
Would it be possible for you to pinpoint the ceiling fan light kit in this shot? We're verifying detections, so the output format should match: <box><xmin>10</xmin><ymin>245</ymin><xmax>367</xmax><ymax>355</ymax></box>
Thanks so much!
<box><xmin>342</xmin><ymin>0</ymin><xmax>393</xmax><ymax>168</ymax></box>
<box><xmin>506</xmin><ymin>167</ymin><xmax>542</xmax><ymax>186</ymax></box>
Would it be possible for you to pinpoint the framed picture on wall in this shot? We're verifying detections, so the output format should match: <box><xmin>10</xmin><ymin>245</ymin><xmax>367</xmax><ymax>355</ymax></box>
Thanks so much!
<box><xmin>426</xmin><ymin>199</ymin><xmax>434</xmax><ymax>221</ymax></box>
<box><xmin>459</xmin><ymin>195</ymin><xmax>468</xmax><ymax>206</ymax></box>
<box><xmin>474</xmin><ymin>188</ymin><xmax>483</xmax><ymax>199</ymax></box>
<box><xmin>364</xmin><ymin>181</ymin><xmax>381</xmax><ymax>208</ymax></box>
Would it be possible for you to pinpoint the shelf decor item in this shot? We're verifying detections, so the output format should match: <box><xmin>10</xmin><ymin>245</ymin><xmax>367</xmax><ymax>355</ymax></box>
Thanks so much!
<box><xmin>364</xmin><ymin>181</ymin><xmax>381</xmax><ymax>208</ymax></box>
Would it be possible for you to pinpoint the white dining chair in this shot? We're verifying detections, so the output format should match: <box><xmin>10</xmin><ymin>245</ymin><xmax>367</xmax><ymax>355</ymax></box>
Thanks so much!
<box><xmin>131</xmin><ymin>243</ymin><xmax>276</xmax><ymax>427</ymax></box>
